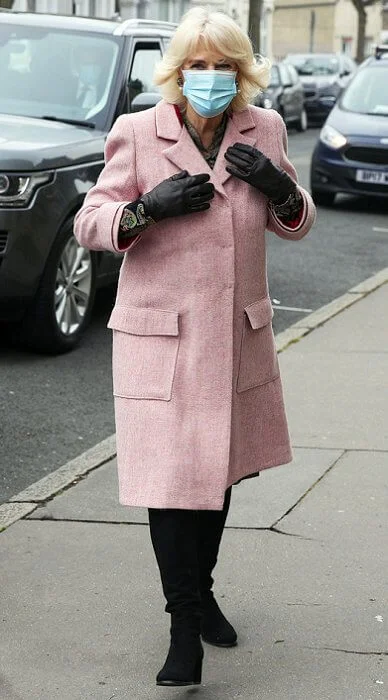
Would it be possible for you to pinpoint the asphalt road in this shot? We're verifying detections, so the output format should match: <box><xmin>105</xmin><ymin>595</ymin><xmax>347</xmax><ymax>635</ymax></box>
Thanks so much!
<box><xmin>1</xmin><ymin>127</ymin><xmax>388</xmax><ymax>503</ymax></box>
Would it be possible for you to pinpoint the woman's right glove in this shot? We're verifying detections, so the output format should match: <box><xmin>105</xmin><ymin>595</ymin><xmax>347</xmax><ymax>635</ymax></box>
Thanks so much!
<box><xmin>141</xmin><ymin>170</ymin><xmax>214</xmax><ymax>222</ymax></box>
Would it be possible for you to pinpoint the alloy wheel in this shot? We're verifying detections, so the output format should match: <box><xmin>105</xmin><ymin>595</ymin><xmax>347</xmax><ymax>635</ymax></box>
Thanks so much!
<box><xmin>54</xmin><ymin>236</ymin><xmax>93</xmax><ymax>336</ymax></box>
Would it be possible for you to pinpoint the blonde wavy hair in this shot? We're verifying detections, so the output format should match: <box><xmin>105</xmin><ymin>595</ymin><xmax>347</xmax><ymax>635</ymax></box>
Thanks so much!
<box><xmin>153</xmin><ymin>7</ymin><xmax>271</xmax><ymax>112</ymax></box>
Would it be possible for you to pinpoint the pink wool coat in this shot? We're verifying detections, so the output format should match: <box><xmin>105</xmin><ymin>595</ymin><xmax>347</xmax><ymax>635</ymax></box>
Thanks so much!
<box><xmin>74</xmin><ymin>100</ymin><xmax>316</xmax><ymax>510</ymax></box>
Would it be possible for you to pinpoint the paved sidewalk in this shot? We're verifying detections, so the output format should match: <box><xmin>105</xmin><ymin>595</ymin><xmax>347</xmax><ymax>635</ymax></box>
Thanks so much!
<box><xmin>1</xmin><ymin>284</ymin><xmax>387</xmax><ymax>700</ymax></box>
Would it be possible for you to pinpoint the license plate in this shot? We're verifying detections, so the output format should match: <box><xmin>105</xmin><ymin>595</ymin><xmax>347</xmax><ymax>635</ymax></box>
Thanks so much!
<box><xmin>356</xmin><ymin>169</ymin><xmax>388</xmax><ymax>184</ymax></box>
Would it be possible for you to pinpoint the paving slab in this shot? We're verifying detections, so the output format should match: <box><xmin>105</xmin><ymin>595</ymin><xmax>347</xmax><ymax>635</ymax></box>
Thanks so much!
<box><xmin>280</xmin><ymin>285</ymin><xmax>388</xmax><ymax>451</ymax></box>
<box><xmin>278</xmin><ymin>450</ymin><xmax>388</xmax><ymax>550</ymax></box>
<box><xmin>1</xmin><ymin>520</ymin><xmax>385</xmax><ymax>700</ymax></box>
<box><xmin>28</xmin><ymin>447</ymin><xmax>342</xmax><ymax>528</ymax></box>
<box><xmin>280</xmin><ymin>351</ymin><xmax>387</xmax><ymax>451</ymax></box>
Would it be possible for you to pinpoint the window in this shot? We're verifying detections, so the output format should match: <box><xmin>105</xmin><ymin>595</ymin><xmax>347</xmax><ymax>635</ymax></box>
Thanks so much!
<box><xmin>341</xmin><ymin>66</ymin><xmax>388</xmax><ymax>115</ymax></box>
<box><xmin>0</xmin><ymin>23</ymin><xmax>121</xmax><ymax>129</ymax></box>
<box><xmin>269</xmin><ymin>65</ymin><xmax>280</xmax><ymax>87</ymax></box>
<box><xmin>287</xmin><ymin>64</ymin><xmax>299</xmax><ymax>85</ymax></box>
<box><xmin>128</xmin><ymin>43</ymin><xmax>162</xmax><ymax>110</ymax></box>
<box><xmin>341</xmin><ymin>37</ymin><xmax>353</xmax><ymax>56</ymax></box>
<box><xmin>279</xmin><ymin>64</ymin><xmax>292</xmax><ymax>86</ymax></box>
<box><xmin>159</xmin><ymin>0</ymin><xmax>189</xmax><ymax>22</ymax></box>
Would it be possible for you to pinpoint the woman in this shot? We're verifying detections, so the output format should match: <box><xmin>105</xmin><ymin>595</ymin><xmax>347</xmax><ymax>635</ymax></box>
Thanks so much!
<box><xmin>74</xmin><ymin>7</ymin><xmax>316</xmax><ymax>688</ymax></box>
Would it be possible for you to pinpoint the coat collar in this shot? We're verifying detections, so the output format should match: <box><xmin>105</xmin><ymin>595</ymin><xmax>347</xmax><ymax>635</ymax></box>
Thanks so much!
<box><xmin>155</xmin><ymin>100</ymin><xmax>257</xmax><ymax>196</ymax></box>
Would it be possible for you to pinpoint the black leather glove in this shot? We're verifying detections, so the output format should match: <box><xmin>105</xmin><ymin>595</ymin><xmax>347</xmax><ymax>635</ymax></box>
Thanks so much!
<box><xmin>224</xmin><ymin>143</ymin><xmax>296</xmax><ymax>204</ymax></box>
<box><xmin>141</xmin><ymin>170</ymin><xmax>214</xmax><ymax>222</ymax></box>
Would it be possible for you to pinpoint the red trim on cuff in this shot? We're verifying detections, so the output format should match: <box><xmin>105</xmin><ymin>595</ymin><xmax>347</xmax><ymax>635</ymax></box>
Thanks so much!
<box><xmin>278</xmin><ymin>208</ymin><xmax>303</xmax><ymax>229</ymax></box>
<box><xmin>174</xmin><ymin>104</ymin><xmax>183</xmax><ymax>125</ymax></box>
<box><xmin>117</xmin><ymin>233</ymin><xmax>141</xmax><ymax>251</ymax></box>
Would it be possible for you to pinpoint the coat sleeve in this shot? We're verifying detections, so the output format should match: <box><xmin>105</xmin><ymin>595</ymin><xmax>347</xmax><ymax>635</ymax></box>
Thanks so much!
<box><xmin>74</xmin><ymin>115</ymin><xmax>141</xmax><ymax>253</ymax></box>
<box><xmin>266</xmin><ymin>114</ymin><xmax>316</xmax><ymax>241</ymax></box>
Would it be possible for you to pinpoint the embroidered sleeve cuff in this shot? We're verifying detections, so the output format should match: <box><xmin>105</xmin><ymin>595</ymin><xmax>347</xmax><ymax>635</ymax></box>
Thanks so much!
<box><xmin>269</xmin><ymin>190</ymin><xmax>303</xmax><ymax>221</ymax></box>
<box><xmin>118</xmin><ymin>199</ymin><xmax>155</xmax><ymax>241</ymax></box>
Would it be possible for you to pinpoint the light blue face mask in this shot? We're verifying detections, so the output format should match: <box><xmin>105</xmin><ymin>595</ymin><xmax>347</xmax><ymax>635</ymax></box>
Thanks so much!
<box><xmin>182</xmin><ymin>70</ymin><xmax>237</xmax><ymax>118</ymax></box>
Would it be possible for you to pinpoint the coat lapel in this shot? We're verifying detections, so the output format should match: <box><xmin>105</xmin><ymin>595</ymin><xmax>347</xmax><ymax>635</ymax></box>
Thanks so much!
<box><xmin>156</xmin><ymin>101</ymin><xmax>213</xmax><ymax>181</ymax></box>
<box><xmin>212</xmin><ymin>108</ymin><xmax>256</xmax><ymax>188</ymax></box>
<box><xmin>155</xmin><ymin>101</ymin><xmax>257</xmax><ymax>196</ymax></box>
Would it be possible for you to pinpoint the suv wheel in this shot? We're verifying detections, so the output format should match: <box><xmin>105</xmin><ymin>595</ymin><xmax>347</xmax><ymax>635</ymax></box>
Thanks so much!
<box><xmin>20</xmin><ymin>220</ymin><xmax>96</xmax><ymax>354</ymax></box>
<box><xmin>311</xmin><ymin>189</ymin><xmax>336</xmax><ymax>206</ymax></box>
<box><xmin>296</xmin><ymin>108</ymin><xmax>308</xmax><ymax>132</ymax></box>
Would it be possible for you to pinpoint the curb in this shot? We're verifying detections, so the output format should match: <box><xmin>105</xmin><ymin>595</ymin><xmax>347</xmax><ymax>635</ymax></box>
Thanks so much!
<box><xmin>0</xmin><ymin>435</ymin><xmax>116</xmax><ymax>530</ymax></box>
<box><xmin>275</xmin><ymin>266</ymin><xmax>388</xmax><ymax>353</ymax></box>
<box><xmin>1</xmin><ymin>267</ymin><xmax>388</xmax><ymax>532</ymax></box>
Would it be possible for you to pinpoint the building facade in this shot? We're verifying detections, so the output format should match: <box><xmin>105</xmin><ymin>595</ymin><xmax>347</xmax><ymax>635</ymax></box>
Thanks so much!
<box><xmin>11</xmin><ymin>0</ymin><xmax>276</xmax><ymax>59</ymax></box>
<box><xmin>272</xmin><ymin>0</ymin><xmax>383</xmax><ymax>60</ymax></box>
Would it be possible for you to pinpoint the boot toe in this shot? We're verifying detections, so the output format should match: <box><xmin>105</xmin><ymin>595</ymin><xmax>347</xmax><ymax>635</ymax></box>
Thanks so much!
<box><xmin>200</xmin><ymin>598</ymin><xmax>238</xmax><ymax>647</ymax></box>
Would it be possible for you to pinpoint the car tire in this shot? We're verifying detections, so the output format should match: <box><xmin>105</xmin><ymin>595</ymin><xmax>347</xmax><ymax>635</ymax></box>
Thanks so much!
<box><xmin>296</xmin><ymin>108</ymin><xmax>308</xmax><ymax>132</ymax></box>
<box><xmin>311</xmin><ymin>189</ymin><xmax>336</xmax><ymax>206</ymax></box>
<box><xmin>20</xmin><ymin>219</ymin><xmax>97</xmax><ymax>354</ymax></box>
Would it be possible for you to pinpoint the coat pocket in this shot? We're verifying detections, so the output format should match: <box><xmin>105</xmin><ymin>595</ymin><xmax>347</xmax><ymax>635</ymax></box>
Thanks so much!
<box><xmin>236</xmin><ymin>297</ymin><xmax>279</xmax><ymax>393</ymax></box>
<box><xmin>107</xmin><ymin>306</ymin><xmax>180</xmax><ymax>400</ymax></box>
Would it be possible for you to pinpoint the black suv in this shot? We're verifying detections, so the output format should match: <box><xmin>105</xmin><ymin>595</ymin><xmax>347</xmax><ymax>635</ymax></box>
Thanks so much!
<box><xmin>0</xmin><ymin>11</ymin><xmax>174</xmax><ymax>352</ymax></box>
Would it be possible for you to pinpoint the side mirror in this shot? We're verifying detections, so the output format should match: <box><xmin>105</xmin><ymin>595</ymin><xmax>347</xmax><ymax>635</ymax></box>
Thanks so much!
<box><xmin>130</xmin><ymin>92</ymin><xmax>162</xmax><ymax>113</ymax></box>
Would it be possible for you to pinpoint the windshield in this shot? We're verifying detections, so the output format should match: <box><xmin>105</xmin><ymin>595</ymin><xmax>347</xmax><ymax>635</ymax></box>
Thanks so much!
<box><xmin>287</xmin><ymin>55</ymin><xmax>339</xmax><ymax>76</ymax></box>
<box><xmin>0</xmin><ymin>24</ymin><xmax>122</xmax><ymax>129</ymax></box>
<box><xmin>268</xmin><ymin>66</ymin><xmax>280</xmax><ymax>87</ymax></box>
<box><xmin>341</xmin><ymin>66</ymin><xmax>388</xmax><ymax>115</ymax></box>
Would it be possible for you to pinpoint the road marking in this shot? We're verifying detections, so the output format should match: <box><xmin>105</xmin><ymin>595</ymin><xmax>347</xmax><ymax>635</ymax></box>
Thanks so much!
<box><xmin>1</xmin><ymin>266</ymin><xmax>388</xmax><ymax>532</ymax></box>
<box><xmin>373</xmin><ymin>227</ymin><xmax>388</xmax><ymax>233</ymax></box>
<box><xmin>273</xmin><ymin>304</ymin><xmax>313</xmax><ymax>313</ymax></box>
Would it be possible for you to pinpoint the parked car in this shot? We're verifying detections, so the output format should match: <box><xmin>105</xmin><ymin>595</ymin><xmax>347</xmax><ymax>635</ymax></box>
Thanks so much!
<box><xmin>0</xmin><ymin>11</ymin><xmax>174</xmax><ymax>353</ymax></box>
<box><xmin>310</xmin><ymin>45</ymin><xmax>388</xmax><ymax>205</ymax></box>
<box><xmin>257</xmin><ymin>61</ymin><xmax>307</xmax><ymax>131</ymax></box>
<box><xmin>284</xmin><ymin>52</ymin><xmax>356</xmax><ymax>124</ymax></box>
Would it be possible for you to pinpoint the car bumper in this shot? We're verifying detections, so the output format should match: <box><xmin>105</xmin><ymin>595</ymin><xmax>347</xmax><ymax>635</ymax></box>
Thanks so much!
<box><xmin>304</xmin><ymin>97</ymin><xmax>336</xmax><ymax>122</ymax></box>
<box><xmin>311</xmin><ymin>141</ymin><xmax>388</xmax><ymax>199</ymax></box>
<box><xmin>0</xmin><ymin>184</ymin><xmax>64</xmax><ymax>322</ymax></box>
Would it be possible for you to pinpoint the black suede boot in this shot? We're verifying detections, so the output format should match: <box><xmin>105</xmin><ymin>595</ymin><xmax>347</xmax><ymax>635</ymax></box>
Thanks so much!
<box><xmin>148</xmin><ymin>508</ymin><xmax>204</xmax><ymax>686</ymax></box>
<box><xmin>197</xmin><ymin>487</ymin><xmax>238</xmax><ymax>647</ymax></box>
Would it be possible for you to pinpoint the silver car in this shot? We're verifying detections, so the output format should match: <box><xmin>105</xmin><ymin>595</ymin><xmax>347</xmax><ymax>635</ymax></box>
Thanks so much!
<box><xmin>285</xmin><ymin>52</ymin><xmax>357</xmax><ymax>124</ymax></box>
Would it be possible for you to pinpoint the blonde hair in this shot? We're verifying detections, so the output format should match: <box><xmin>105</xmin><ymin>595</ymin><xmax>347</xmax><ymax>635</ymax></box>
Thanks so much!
<box><xmin>153</xmin><ymin>7</ymin><xmax>270</xmax><ymax>112</ymax></box>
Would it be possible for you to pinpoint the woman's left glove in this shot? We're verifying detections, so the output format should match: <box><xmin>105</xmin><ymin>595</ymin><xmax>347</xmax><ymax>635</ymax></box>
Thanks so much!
<box><xmin>225</xmin><ymin>143</ymin><xmax>296</xmax><ymax>204</ymax></box>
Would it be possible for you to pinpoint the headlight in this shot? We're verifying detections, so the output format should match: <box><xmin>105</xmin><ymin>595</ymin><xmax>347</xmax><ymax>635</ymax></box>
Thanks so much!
<box><xmin>0</xmin><ymin>172</ymin><xmax>54</xmax><ymax>207</ymax></box>
<box><xmin>320</xmin><ymin>124</ymin><xmax>347</xmax><ymax>150</ymax></box>
<box><xmin>263</xmin><ymin>97</ymin><xmax>273</xmax><ymax>109</ymax></box>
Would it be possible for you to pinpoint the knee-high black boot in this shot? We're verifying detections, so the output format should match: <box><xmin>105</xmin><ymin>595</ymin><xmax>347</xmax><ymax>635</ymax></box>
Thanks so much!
<box><xmin>197</xmin><ymin>487</ymin><xmax>237</xmax><ymax>647</ymax></box>
<box><xmin>148</xmin><ymin>508</ymin><xmax>204</xmax><ymax>686</ymax></box>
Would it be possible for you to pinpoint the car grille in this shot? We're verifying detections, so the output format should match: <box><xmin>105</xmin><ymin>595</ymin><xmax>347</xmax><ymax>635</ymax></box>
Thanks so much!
<box><xmin>344</xmin><ymin>147</ymin><xmax>388</xmax><ymax>165</ymax></box>
<box><xmin>0</xmin><ymin>231</ymin><xmax>8</xmax><ymax>254</ymax></box>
